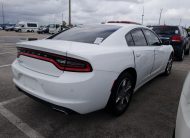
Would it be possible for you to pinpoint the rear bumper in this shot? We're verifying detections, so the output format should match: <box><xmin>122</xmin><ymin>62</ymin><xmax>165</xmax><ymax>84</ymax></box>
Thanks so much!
<box><xmin>16</xmin><ymin>86</ymin><xmax>77</xmax><ymax>114</ymax></box>
<box><xmin>12</xmin><ymin>60</ymin><xmax>118</xmax><ymax>114</ymax></box>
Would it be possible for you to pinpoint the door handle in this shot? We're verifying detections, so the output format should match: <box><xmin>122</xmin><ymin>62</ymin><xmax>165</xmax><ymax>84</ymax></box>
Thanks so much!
<box><xmin>136</xmin><ymin>53</ymin><xmax>141</xmax><ymax>57</ymax></box>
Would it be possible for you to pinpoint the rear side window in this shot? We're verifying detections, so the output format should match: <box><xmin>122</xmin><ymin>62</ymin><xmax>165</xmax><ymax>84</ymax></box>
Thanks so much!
<box><xmin>126</xmin><ymin>33</ymin><xmax>135</xmax><ymax>46</ymax></box>
<box><xmin>183</xmin><ymin>28</ymin><xmax>188</xmax><ymax>37</ymax></box>
<box><xmin>143</xmin><ymin>29</ymin><xmax>161</xmax><ymax>46</ymax></box>
<box><xmin>51</xmin><ymin>25</ymin><xmax>120</xmax><ymax>44</ymax></box>
<box><xmin>27</xmin><ymin>23</ymin><xmax>37</xmax><ymax>27</ymax></box>
<box><xmin>131</xmin><ymin>29</ymin><xmax>147</xmax><ymax>46</ymax></box>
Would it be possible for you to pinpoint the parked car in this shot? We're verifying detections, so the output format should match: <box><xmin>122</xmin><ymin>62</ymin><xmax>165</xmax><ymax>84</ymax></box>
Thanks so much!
<box><xmin>0</xmin><ymin>26</ymin><xmax>2</xmax><ymax>30</ymax></box>
<box><xmin>37</xmin><ymin>25</ymin><xmax>49</xmax><ymax>34</ymax></box>
<box><xmin>12</xmin><ymin>23</ymin><xmax>173</xmax><ymax>116</ymax></box>
<box><xmin>149</xmin><ymin>25</ymin><xmax>190</xmax><ymax>61</ymax></box>
<box><xmin>174</xmin><ymin>73</ymin><xmax>190</xmax><ymax>138</ymax></box>
<box><xmin>48</xmin><ymin>24</ymin><xmax>66</xmax><ymax>34</ymax></box>
<box><xmin>5</xmin><ymin>25</ymin><xmax>15</xmax><ymax>31</ymax></box>
<box><xmin>15</xmin><ymin>21</ymin><xmax>39</xmax><ymax>32</ymax></box>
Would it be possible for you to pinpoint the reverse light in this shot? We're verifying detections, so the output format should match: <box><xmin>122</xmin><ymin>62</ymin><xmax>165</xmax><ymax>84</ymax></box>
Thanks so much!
<box><xmin>17</xmin><ymin>47</ymin><xmax>93</xmax><ymax>72</ymax></box>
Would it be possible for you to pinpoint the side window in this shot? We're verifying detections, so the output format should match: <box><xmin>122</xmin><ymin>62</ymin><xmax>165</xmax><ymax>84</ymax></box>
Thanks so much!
<box><xmin>126</xmin><ymin>33</ymin><xmax>135</xmax><ymax>46</ymax></box>
<box><xmin>143</xmin><ymin>29</ymin><xmax>161</xmax><ymax>46</ymax></box>
<box><xmin>183</xmin><ymin>29</ymin><xmax>188</xmax><ymax>37</ymax></box>
<box><xmin>131</xmin><ymin>29</ymin><xmax>147</xmax><ymax>46</ymax></box>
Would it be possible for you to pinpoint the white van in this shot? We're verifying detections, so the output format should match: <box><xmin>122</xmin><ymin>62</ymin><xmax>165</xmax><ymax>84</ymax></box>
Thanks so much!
<box><xmin>49</xmin><ymin>24</ymin><xmax>62</xmax><ymax>34</ymax></box>
<box><xmin>15</xmin><ymin>21</ymin><xmax>39</xmax><ymax>33</ymax></box>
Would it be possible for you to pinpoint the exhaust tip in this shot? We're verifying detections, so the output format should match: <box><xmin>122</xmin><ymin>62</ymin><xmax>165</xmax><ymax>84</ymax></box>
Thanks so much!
<box><xmin>52</xmin><ymin>107</ymin><xmax>69</xmax><ymax>115</ymax></box>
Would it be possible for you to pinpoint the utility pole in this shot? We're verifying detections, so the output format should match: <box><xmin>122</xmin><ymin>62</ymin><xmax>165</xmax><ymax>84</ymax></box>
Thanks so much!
<box><xmin>142</xmin><ymin>6</ymin><xmax>144</xmax><ymax>25</ymax></box>
<box><xmin>68</xmin><ymin>0</ymin><xmax>71</xmax><ymax>26</ymax></box>
<box><xmin>179</xmin><ymin>18</ymin><xmax>182</xmax><ymax>26</ymax></box>
<box><xmin>158</xmin><ymin>8</ymin><xmax>163</xmax><ymax>25</ymax></box>
<box><xmin>62</xmin><ymin>13</ymin><xmax>63</xmax><ymax>22</ymax></box>
<box><xmin>1</xmin><ymin>1</ymin><xmax>5</xmax><ymax>26</ymax></box>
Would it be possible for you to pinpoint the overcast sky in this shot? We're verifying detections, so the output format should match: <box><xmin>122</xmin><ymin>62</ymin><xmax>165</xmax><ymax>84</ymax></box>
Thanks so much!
<box><xmin>1</xmin><ymin>0</ymin><xmax>190</xmax><ymax>27</ymax></box>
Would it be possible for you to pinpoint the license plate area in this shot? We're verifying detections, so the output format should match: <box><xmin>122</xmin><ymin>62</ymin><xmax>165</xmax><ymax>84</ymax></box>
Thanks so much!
<box><xmin>19</xmin><ymin>74</ymin><xmax>43</xmax><ymax>93</ymax></box>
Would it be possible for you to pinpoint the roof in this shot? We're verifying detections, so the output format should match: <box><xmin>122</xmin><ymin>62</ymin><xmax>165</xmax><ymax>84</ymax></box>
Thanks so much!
<box><xmin>107</xmin><ymin>21</ymin><xmax>141</xmax><ymax>25</ymax></box>
<box><xmin>106</xmin><ymin>22</ymin><xmax>143</xmax><ymax>28</ymax></box>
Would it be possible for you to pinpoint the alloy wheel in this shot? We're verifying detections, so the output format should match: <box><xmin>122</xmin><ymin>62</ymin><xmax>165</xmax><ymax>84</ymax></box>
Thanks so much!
<box><xmin>115</xmin><ymin>78</ymin><xmax>132</xmax><ymax>111</ymax></box>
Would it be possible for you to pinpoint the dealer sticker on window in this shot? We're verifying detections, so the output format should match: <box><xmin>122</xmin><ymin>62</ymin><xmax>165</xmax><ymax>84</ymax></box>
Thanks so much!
<box><xmin>94</xmin><ymin>37</ymin><xmax>104</xmax><ymax>44</ymax></box>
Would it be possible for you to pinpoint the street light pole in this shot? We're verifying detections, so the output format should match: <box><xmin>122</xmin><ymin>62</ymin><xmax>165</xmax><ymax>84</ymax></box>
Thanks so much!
<box><xmin>158</xmin><ymin>8</ymin><xmax>163</xmax><ymax>25</ymax></box>
<box><xmin>142</xmin><ymin>6</ymin><xmax>144</xmax><ymax>25</ymax></box>
<box><xmin>179</xmin><ymin>18</ymin><xmax>182</xmax><ymax>26</ymax></box>
<box><xmin>68</xmin><ymin>0</ymin><xmax>71</xmax><ymax>26</ymax></box>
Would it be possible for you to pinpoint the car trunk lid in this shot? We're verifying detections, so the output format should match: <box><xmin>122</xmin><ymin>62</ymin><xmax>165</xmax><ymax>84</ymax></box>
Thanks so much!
<box><xmin>16</xmin><ymin>39</ymin><xmax>101</xmax><ymax>76</ymax></box>
<box><xmin>16</xmin><ymin>40</ymin><xmax>72</xmax><ymax>77</ymax></box>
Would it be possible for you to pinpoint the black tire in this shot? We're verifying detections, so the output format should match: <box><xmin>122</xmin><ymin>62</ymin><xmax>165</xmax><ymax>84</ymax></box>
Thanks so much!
<box><xmin>106</xmin><ymin>72</ymin><xmax>135</xmax><ymax>116</ymax></box>
<box><xmin>185</xmin><ymin>47</ymin><xmax>190</xmax><ymax>55</ymax></box>
<box><xmin>172</xmin><ymin>128</ymin><xmax>175</xmax><ymax>138</ymax></box>
<box><xmin>178</xmin><ymin>49</ymin><xmax>185</xmax><ymax>61</ymax></box>
<box><xmin>164</xmin><ymin>54</ymin><xmax>173</xmax><ymax>76</ymax></box>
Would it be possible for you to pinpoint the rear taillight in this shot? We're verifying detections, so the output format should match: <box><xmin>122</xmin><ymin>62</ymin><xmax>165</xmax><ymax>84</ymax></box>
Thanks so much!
<box><xmin>17</xmin><ymin>47</ymin><xmax>92</xmax><ymax>72</ymax></box>
<box><xmin>171</xmin><ymin>35</ymin><xmax>183</xmax><ymax>43</ymax></box>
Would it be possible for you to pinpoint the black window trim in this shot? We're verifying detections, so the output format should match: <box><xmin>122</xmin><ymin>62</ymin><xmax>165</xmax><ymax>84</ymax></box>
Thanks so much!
<box><xmin>142</xmin><ymin>28</ymin><xmax>162</xmax><ymax>46</ymax></box>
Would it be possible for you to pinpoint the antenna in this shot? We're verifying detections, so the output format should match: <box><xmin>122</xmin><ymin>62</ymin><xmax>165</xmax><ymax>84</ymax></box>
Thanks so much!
<box><xmin>142</xmin><ymin>6</ymin><xmax>144</xmax><ymax>25</ymax></box>
<box><xmin>158</xmin><ymin>8</ymin><xmax>163</xmax><ymax>25</ymax></box>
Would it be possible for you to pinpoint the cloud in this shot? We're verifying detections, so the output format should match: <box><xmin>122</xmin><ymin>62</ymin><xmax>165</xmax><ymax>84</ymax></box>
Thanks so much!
<box><xmin>1</xmin><ymin>0</ymin><xmax>190</xmax><ymax>27</ymax></box>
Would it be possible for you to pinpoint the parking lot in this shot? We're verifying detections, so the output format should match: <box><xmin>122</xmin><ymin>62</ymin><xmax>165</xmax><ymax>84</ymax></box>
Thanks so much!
<box><xmin>0</xmin><ymin>30</ymin><xmax>189</xmax><ymax>138</ymax></box>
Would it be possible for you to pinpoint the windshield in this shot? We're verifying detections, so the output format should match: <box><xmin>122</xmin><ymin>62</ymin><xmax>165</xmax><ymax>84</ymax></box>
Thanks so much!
<box><xmin>152</xmin><ymin>26</ymin><xmax>180</xmax><ymax>35</ymax></box>
<box><xmin>50</xmin><ymin>25</ymin><xmax>120</xmax><ymax>44</ymax></box>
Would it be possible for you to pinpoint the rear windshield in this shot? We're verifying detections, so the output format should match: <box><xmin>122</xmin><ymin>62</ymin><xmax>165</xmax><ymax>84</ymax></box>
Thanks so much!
<box><xmin>50</xmin><ymin>25</ymin><xmax>120</xmax><ymax>44</ymax></box>
<box><xmin>151</xmin><ymin>26</ymin><xmax>180</xmax><ymax>35</ymax></box>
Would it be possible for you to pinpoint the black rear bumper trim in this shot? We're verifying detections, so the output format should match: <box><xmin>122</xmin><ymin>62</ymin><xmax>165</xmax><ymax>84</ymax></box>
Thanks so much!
<box><xmin>15</xmin><ymin>85</ymin><xmax>78</xmax><ymax>115</ymax></box>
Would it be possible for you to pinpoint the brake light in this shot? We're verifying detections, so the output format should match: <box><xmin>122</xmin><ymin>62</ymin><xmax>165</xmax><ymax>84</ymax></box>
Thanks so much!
<box><xmin>17</xmin><ymin>47</ymin><xmax>92</xmax><ymax>72</ymax></box>
<box><xmin>171</xmin><ymin>35</ymin><xmax>182</xmax><ymax>43</ymax></box>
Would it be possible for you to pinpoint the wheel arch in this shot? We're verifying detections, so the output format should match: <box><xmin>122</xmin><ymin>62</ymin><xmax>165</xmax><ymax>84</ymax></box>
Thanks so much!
<box><xmin>117</xmin><ymin>67</ymin><xmax>137</xmax><ymax>89</ymax></box>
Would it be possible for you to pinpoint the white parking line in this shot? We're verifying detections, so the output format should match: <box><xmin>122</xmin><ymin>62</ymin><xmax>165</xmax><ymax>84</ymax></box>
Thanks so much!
<box><xmin>0</xmin><ymin>106</ymin><xmax>45</xmax><ymax>138</ymax></box>
<box><xmin>0</xmin><ymin>96</ymin><xmax>45</xmax><ymax>138</ymax></box>
<box><xmin>0</xmin><ymin>51</ymin><xmax>16</xmax><ymax>55</ymax></box>
<box><xmin>0</xmin><ymin>96</ymin><xmax>26</xmax><ymax>106</ymax></box>
<box><xmin>0</xmin><ymin>64</ymin><xmax>11</xmax><ymax>68</ymax></box>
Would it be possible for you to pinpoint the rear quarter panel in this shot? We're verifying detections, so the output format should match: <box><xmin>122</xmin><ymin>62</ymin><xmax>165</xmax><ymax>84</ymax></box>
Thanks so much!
<box><xmin>67</xmin><ymin>46</ymin><xmax>135</xmax><ymax>74</ymax></box>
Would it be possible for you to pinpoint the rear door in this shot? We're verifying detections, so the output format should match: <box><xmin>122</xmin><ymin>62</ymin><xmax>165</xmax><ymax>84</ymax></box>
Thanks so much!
<box><xmin>143</xmin><ymin>29</ymin><xmax>165</xmax><ymax>74</ymax></box>
<box><xmin>126</xmin><ymin>29</ymin><xmax>155</xmax><ymax>87</ymax></box>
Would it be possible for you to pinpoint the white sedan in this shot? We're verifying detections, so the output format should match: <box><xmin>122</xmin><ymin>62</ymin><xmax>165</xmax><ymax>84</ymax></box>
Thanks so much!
<box><xmin>175</xmin><ymin>73</ymin><xmax>190</xmax><ymax>138</ymax></box>
<box><xmin>12</xmin><ymin>23</ymin><xmax>174</xmax><ymax>115</ymax></box>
